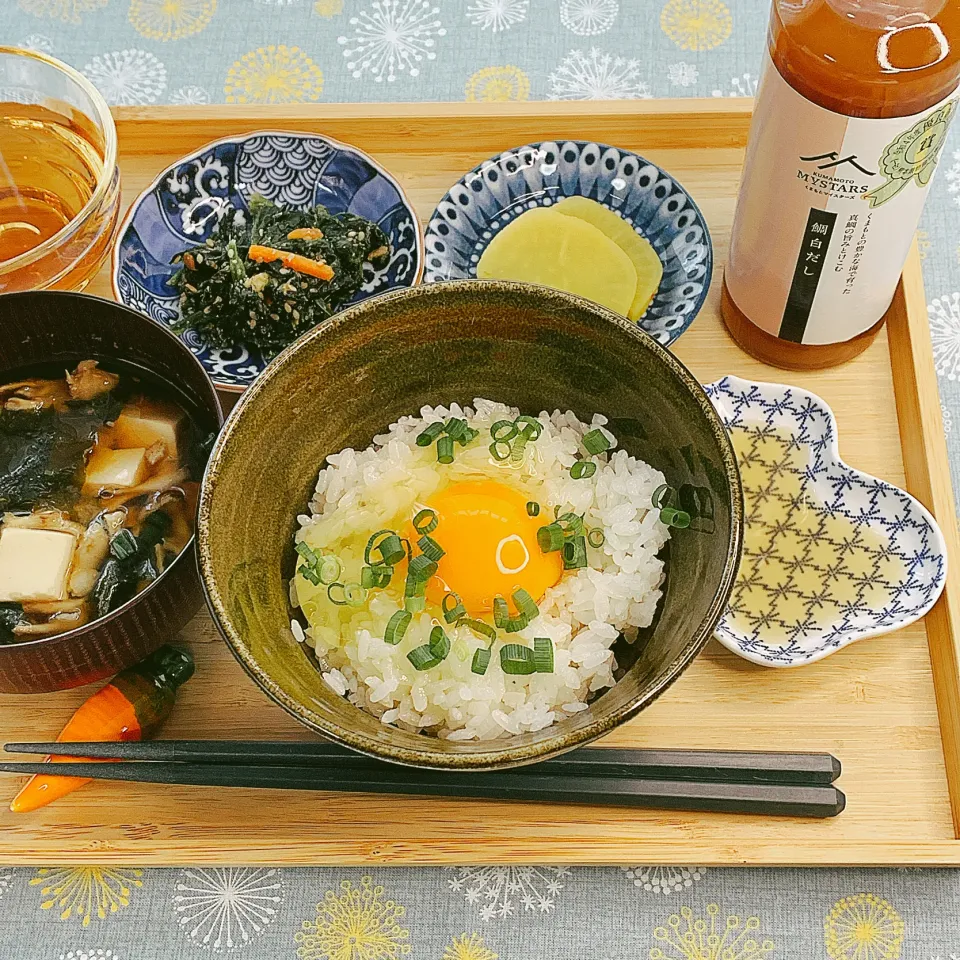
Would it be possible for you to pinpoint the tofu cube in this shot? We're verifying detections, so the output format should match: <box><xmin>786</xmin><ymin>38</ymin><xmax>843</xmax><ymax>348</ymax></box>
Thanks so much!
<box><xmin>111</xmin><ymin>400</ymin><xmax>183</xmax><ymax>460</ymax></box>
<box><xmin>0</xmin><ymin>527</ymin><xmax>77</xmax><ymax>602</ymax></box>
<box><xmin>84</xmin><ymin>447</ymin><xmax>149</xmax><ymax>492</ymax></box>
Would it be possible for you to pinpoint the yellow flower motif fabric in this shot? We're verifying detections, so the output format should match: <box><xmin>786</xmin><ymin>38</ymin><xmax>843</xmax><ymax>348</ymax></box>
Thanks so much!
<box><xmin>295</xmin><ymin>876</ymin><xmax>410</xmax><ymax>960</ymax></box>
<box><xmin>824</xmin><ymin>894</ymin><xmax>904</xmax><ymax>960</ymax></box>
<box><xmin>465</xmin><ymin>66</ymin><xmax>530</xmax><ymax>102</ymax></box>
<box><xmin>225</xmin><ymin>45</ymin><xmax>324</xmax><ymax>104</ymax></box>
<box><xmin>660</xmin><ymin>0</ymin><xmax>732</xmax><ymax>51</ymax></box>
<box><xmin>444</xmin><ymin>933</ymin><xmax>498</xmax><ymax>960</ymax></box>
<box><xmin>650</xmin><ymin>903</ymin><xmax>775</xmax><ymax>960</ymax></box>
<box><xmin>128</xmin><ymin>0</ymin><xmax>216</xmax><ymax>41</ymax></box>
<box><xmin>30</xmin><ymin>866</ymin><xmax>144</xmax><ymax>927</ymax></box>
<box><xmin>17</xmin><ymin>0</ymin><xmax>107</xmax><ymax>23</ymax></box>
<box><xmin>314</xmin><ymin>0</ymin><xmax>343</xmax><ymax>18</ymax></box>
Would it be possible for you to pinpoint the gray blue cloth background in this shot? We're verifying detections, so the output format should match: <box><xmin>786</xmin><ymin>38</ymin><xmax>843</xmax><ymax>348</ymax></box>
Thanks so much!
<box><xmin>4</xmin><ymin>0</ymin><xmax>960</xmax><ymax>957</ymax></box>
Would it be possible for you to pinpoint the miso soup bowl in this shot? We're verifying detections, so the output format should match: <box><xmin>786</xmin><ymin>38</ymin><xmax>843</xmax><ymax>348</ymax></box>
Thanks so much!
<box><xmin>199</xmin><ymin>281</ymin><xmax>743</xmax><ymax>770</ymax></box>
<box><xmin>0</xmin><ymin>291</ymin><xmax>223</xmax><ymax>693</ymax></box>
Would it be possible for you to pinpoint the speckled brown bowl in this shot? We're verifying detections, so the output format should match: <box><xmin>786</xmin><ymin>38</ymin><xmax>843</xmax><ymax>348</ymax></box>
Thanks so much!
<box><xmin>0</xmin><ymin>291</ymin><xmax>223</xmax><ymax>693</ymax></box>
<box><xmin>199</xmin><ymin>281</ymin><xmax>742</xmax><ymax>770</ymax></box>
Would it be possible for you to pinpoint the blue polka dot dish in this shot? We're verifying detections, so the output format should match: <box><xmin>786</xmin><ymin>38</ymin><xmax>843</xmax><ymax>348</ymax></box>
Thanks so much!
<box><xmin>423</xmin><ymin>140</ymin><xmax>712</xmax><ymax>347</ymax></box>
<box><xmin>706</xmin><ymin>375</ymin><xmax>948</xmax><ymax>668</ymax></box>
<box><xmin>112</xmin><ymin>131</ymin><xmax>423</xmax><ymax>391</ymax></box>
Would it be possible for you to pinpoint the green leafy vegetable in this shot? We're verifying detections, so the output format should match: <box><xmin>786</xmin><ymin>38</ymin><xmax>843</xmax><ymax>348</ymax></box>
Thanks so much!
<box><xmin>170</xmin><ymin>195</ymin><xmax>391</xmax><ymax>355</ymax></box>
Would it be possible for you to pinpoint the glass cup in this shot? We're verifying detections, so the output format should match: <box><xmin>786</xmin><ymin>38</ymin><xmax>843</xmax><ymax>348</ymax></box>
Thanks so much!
<box><xmin>0</xmin><ymin>46</ymin><xmax>121</xmax><ymax>293</ymax></box>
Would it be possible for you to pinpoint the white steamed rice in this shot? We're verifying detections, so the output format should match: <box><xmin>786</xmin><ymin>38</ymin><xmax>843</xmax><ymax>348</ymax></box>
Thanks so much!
<box><xmin>290</xmin><ymin>399</ymin><xmax>670</xmax><ymax>741</ymax></box>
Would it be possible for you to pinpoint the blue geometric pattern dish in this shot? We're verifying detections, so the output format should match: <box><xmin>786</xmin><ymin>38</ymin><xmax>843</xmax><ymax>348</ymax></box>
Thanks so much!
<box><xmin>112</xmin><ymin>131</ymin><xmax>423</xmax><ymax>391</ymax></box>
<box><xmin>706</xmin><ymin>375</ymin><xmax>948</xmax><ymax>668</ymax></box>
<box><xmin>423</xmin><ymin>140</ymin><xmax>712</xmax><ymax>347</ymax></box>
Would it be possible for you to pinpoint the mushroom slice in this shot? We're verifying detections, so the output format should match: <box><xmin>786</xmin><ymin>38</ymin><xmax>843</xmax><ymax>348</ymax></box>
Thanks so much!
<box><xmin>66</xmin><ymin>360</ymin><xmax>119</xmax><ymax>401</ymax></box>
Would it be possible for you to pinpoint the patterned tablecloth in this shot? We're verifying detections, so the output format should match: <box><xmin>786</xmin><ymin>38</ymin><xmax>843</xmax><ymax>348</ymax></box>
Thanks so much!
<box><xmin>5</xmin><ymin>1</ymin><xmax>960</xmax><ymax>958</ymax></box>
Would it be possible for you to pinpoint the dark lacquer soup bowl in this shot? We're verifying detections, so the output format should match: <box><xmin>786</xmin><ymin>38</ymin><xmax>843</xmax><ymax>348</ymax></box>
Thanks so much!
<box><xmin>199</xmin><ymin>281</ymin><xmax>742</xmax><ymax>769</ymax></box>
<box><xmin>0</xmin><ymin>291</ymin><xmax>223</xmax><ymax>693</ymax></box>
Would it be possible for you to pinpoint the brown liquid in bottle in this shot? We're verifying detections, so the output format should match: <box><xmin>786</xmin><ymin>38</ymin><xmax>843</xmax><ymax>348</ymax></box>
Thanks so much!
<box><xmin>722</xmin><ymin>0</ymin><xmax>960</xmax><ymax>370</ymax></box>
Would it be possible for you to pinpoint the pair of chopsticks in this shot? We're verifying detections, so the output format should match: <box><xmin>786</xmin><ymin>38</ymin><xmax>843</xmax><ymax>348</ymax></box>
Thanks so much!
<box><xmin>0</xmin><ymin>741</ymin><xmax>845</xmax><ymax>817</ymax></box>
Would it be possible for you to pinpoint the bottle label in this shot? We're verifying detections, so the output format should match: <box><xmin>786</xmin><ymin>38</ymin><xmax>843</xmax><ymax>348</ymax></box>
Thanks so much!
<box><xmin>726</xmin><ymin>49</ymin><xmax>958</xmax><ymax>346</ymax></box>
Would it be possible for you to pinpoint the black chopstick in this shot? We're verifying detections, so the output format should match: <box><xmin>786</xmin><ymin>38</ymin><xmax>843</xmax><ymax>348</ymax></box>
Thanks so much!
<box><xmin>4</xmin><ymin>741</ymin><xmax>842</xmax><ymax>785</ymax></box>
<box><xmin>0</xmin><ymin>760</ymin><xmax>846</xmax><ymax>817</ymax></box>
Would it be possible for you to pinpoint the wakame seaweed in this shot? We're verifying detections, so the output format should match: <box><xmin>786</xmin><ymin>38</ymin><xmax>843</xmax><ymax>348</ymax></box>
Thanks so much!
<box><xmin>0</xmin><ymin>391</ymin><xmax>122</xmax><ymax>512</ymax></box>
<box><xmin>170</xmin><ymin>195</ymin><xmax>391</xmax><ymax>354</ymax></box>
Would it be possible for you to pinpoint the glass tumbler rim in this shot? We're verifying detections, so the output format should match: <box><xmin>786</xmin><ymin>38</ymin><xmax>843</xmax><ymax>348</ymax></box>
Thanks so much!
<box><xmin>0</xmin><ymin>45</ymin><xmax>119</xmax><ymax>277</ymax></box>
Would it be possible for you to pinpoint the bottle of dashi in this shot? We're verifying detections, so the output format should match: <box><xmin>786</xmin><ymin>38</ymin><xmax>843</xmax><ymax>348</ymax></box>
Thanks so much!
<box><xmin>722</xmin><ymin>0</ymin><xmax>960</xmax><ymax>369</ymax></box>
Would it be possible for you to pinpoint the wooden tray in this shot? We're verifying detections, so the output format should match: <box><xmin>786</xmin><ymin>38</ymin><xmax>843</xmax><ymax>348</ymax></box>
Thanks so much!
<box><xmin>2</xmin><ymin>99</ymin><xmax>959</xmax><ymax>866</ymax></box>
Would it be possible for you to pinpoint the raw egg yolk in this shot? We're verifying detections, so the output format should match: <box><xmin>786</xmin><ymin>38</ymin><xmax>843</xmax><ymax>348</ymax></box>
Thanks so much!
<box><xmin>422</xmin><ymin>480</ymin><xmax>562</xmax><ymax>616</ymax></box>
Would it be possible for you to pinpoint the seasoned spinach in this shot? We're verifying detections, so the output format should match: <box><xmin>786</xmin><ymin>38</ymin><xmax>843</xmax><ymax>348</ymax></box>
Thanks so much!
<box><xmin>170</xmin><ymin>195</ymin><xmax>391</xmax><ymax>355</ymax></box>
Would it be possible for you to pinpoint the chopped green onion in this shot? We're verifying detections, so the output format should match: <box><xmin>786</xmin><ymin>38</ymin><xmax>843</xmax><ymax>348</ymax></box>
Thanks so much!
<box><xmin>504</xmin><ymin>615</ymin><xmax>529</xmax><ymax>634</ymax></box>
<box><xmin>384</xmin><ymin>610</ymin><xmax>411</xmax><ymax>645</ymax></box>
<box><xmin>491</xmin><ymin>420</ymin><xmax>518</xmax><ymax>442</ymax></box>
<box><xmin>533</xmin><ymin>637</ymin><xmax>554</xmax><ymax>673</ymax></box>
<box><xmin>557</xmin><ymin>512</ymin><xmax>584</xmax><ymax>538</ymax></box>
<box><xmin>418</xmin><ymin>535</ymin><xmax>445</xmax><ymax>562</ymax></box>
<box><xmin>416</xmin><ymin>421</ymin><xmax>445</xmax><ymax>446</ymax></box>
<box><xmin>298</xmin><ymin>563</ymin><xmax>322</xmax><ymax>586</ymax></box>
<box><xmin>404</xmin><ymin>572</ymin><xmax>426</xmax><ymax>598</ymax></box>
<box><xmin>429</xmin><ymin>625</ymin><xmax>451</xmax><ymax>660</ymax></box>
<box><xmin>471</xmin><ymin>647</ymin><xmax>492</xmax><ymax>675</ymax></box>
<box><xmin>582</xmin><ymin>428</ymin><xmax>611</xmax><ymax>456</ymax></box>
<box><xmin>514</xmin><ymin>415</ymin><xmax>543</xmax><ymax>441</ymax></box>
<box><xmin>442</xmin><ymin>592</ymin><xmax>467</xmax><ymax>623</ymax></box>
<box><xmin>500</xmin><ymin>643</ymin><xmax>536</xmax><ymax>675</ymax></box>
<box><xmin>489</xmin><ymin>441</ymin><xmax>512</xmax><ymax>461</ymax></box>
<box><xmin>563</xmin><ymin>536</ymin><xmax>588</xmax><ymax>570</ymax></box>
<box><xmin>493</xmin><ymin>595</ymin><xmax>509</xmax><ymax>629</ymax></box>
<box><xmin>512</xmin><ymin>587</ymin><xmax>539</xmax><ymax>621</ymax></box>
<box><xmin>537</xmin><ymin>522</ymin><xmax>565</xmax><ymax>553</ymax></box>
<box><xmin>361</xmin><ymin>564</ymin><xmax>393</xmax><ymax>589</ymax></box>
<box><xmin>510</xmin><ymin>431</ymin><xmax>530</xmax><ymax>462</ymax></box>
<box><xmin>413</xmin><ymin>508</ymin><xmax>438</xmax><ymax>535</ymax></box>
<box><xmin>364</xmin><ymin>530</ymin><xmax>395</xmax><ymax>565</ymax></box>
<box><xmin>378</xmin><ymin>535</ymin><xmax>406</xmax><ymax>566</ymax></box>
<box><xmin>404</xmin><ymin>595</ymin><xmax>426</xmax><ymax>613</ymax></box>
<box><xmin>319</xmin><ymin>557</ymin><xmax>342</xmax><ymax>585</ymax></box>
<box><xmin>463</xmin><ymin>619</ymin><xmax>497</xmax><ymax>644</ymax></box>
<box><xmin>437</xmin><ymin>435</ymin><xmax>455</xmax><ymax>464</ymax></box>
<box><xmin>443</xmin><ymin>417</ymin><xmax>468</xmax><ymax>441</ymax></box>
<box><xmin>295</xmin><ymin>540</ymin><xmax>320</xmax><ymax>563</ymax></box>
<box><xmin>408</xmin><ymin>554</ymin><xmax>438</xmax><ymax>582</ymax></box>
<box><xmin>327</xmin><ymin>582</ymin><xmax>348</xmax><ymax>605</ymax></box>
<box><xmin>660</xmin><ymin>506</ymin><xmax>691</xmax><ymax>529</ymax></box>
<box><xmin>652</xmin><ymin>483</ymin><xmax>674</xmax><ymax>509</ymax></box>
<box><xmin>344</xmin><ymin>582</ymin><xmax>367</xmax><ymax>607</ymax></box>
<box><xmin>457</xmin><ymin>426</ymin><xmax>480</xmax><ymax>446</ymax></box>
<box><xmin>407</xmin><ymin>644</ymin><xmax>442</xmax><ymax>671</ymax></box>
<box><xmin>526</xmin><ymin>501</ymin><xmax>540</xmax><ymax>517</ymax></box>
<box><xmin>587</xmin><ymin>528</ymin><xmax>606</xmax><ymax>548</ymax></box>
<box><xmin>570</xmin><ymin>460</ymin><xmax>597</xmax><ymax>480</ymax></box>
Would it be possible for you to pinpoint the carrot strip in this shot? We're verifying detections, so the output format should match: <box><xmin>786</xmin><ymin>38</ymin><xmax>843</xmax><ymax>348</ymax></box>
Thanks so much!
<box><xmin>247</xmin><ymin>245</ymin><xmax>334</xmax><ymax>281</ymax></box>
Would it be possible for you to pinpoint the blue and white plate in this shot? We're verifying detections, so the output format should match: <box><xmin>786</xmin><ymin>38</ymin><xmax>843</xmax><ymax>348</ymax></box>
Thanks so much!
<box><xmin>112</xmin><ymin>131</ymin><xmax>423</xmax><ymax>391</ymax></box>
<box><xmin>707</xmin><ymin>375</ymin><xmax>948</xmax><ymax>668</ymax></box>
<box><xmin>423</xmin><ymin>141</ymin><xmax>712</xmax><ymax>347</ymax></box>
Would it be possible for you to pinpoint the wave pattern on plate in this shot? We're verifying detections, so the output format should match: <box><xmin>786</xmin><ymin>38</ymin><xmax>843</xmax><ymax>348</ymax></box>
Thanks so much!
<box><xmin>113</xmin><ymin>131</ymin><xmax>422</xmax><ymax>389</ymax></box>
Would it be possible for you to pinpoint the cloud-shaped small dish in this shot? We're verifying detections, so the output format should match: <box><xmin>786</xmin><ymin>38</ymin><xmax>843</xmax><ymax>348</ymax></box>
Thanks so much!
<box><xmin>112</xmin><ymin>130</ymin><xmax>422</xmax><ymax>392</ymax></box>
<box><xmin>422</xmin><ymin>140</ymin><xmax>712</xmax><ymax>348</ymax></box>
<box><xmin>705</xmin><ymin>375</ymin><xmax>947</xmax><ymax>668</ymax></box>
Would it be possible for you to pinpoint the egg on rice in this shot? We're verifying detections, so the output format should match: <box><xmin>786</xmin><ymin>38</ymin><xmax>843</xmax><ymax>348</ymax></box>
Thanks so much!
<box><xmin>290</xmin><ymin>399</ymin><xmax>671</xmax><ymax>741</ymax></box>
